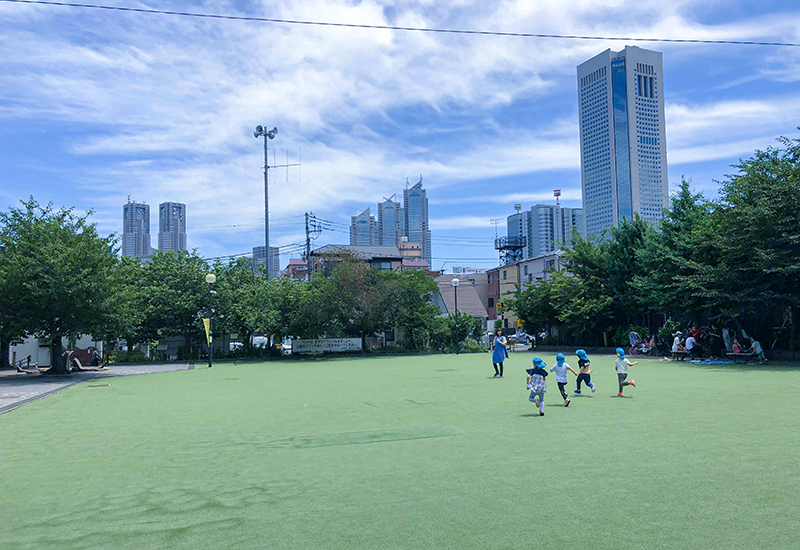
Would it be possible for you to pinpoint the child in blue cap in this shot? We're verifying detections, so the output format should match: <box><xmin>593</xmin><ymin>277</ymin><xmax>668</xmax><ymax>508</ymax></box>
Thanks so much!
<box><xmin>526</xmin><ymin>357</ymin><xmax>549</xmax><ymax>416</ymax></box>
<box><xmin>551</xmin><ymin>353</ymin><xmax>578</xmax><ymax>407</ymax></box>
<box><xmin>615</xmin><ymin>347</ymin><xmax>638</xmax><ymax>396</ymax></box>
<box><xmin>574</xmin><ymin>349</ymin><xmax>596</xmax><ymax>394</ymax></box>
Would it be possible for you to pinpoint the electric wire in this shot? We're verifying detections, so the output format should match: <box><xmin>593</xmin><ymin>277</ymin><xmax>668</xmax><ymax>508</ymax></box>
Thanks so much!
<box><xmin>4</xmin><ymin>0</ymin><xmax>798</xmax><ymax>47</ymax></box>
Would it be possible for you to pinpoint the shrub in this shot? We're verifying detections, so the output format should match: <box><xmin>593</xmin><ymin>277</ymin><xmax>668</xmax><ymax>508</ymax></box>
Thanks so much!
<box><xmin>112</xmin><ymin>349</ymin><xmax>149</xmax><ymax>363</ymax></box>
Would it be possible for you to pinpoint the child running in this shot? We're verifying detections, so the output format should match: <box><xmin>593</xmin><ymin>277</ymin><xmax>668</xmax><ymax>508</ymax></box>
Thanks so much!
<box><xmin>526</xmin><ymin>357</ymin><xmax>549</xmax><ymax>416</ymax></box>
<box><xmin>573</xmin><ymin>349</ymin><xmax>596</xmax><ymax>394</ymax></box>
<box><xmin>615</xmin><ymin>347</ymin><xmax>637</xmax><ymax>396</ymax></box>
<box><xmin>551</xmin><ymin>353</ymin><xmax>578</xmax><ymax>407</ymax></box>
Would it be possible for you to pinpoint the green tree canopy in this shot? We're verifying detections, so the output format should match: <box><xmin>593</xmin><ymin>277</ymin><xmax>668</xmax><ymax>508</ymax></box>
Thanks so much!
<box><xmin>0</xmin><ymin>198</ymin><xmax>117</xmax><ymax>373</ymax></box>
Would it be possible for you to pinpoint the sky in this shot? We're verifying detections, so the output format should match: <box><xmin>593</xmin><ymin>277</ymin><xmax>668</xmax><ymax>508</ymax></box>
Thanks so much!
<box><xmin>1</xmin><ymin>0</ymin><xmax>799</xmax><ymax>271</ymax></box>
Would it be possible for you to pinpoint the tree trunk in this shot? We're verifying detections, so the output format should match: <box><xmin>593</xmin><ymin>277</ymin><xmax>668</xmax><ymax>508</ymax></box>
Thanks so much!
<box><xmin>0</xmin><ymin>339</ymin><xmax>9</xmax><ymax>369</ymax></box>
<box><xmin>791</xmin><ymin>304</ymin><xmax>798</xmax><ymax>352</ymax></box>
<box><xmin>47</xmin><ymin>335</ymin><xmax>69</xmax><ymax>375</ymax></box>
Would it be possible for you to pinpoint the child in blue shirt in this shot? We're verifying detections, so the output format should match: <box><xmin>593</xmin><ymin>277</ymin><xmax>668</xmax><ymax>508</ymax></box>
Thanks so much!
<box><xmin>526</xmin><ymin>357</ymin><xmax>549</xmax><ymax>416</ymax></box>
<box><xmin>551</xmin><ymin>353</ymin><xmax>578</xmax><ymax>407</ymax></box>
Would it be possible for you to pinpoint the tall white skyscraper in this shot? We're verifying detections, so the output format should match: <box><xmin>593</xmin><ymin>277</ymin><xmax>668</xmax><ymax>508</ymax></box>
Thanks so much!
<box><xmin>158</xmin><ymin>202</ymin><xmax>187</xmax><ymax>253</ymax></box>
<box><xmin>122</xmin><ymin>200</ymin><xmax>152</xmax><ymax>261</ymax></box>
<box><xmin>578</xmin><ymin>46</ymin><xmax>668</xmax><ymax>234</ymax></box>
<box><xmin>350</xmin><ymin>208</ymin><xmax>376</xmax><ymax>246</ymax></box>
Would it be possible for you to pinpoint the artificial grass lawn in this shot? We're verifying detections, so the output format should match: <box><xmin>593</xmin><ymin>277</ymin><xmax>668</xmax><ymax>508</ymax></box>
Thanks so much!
<box><xmin>1</xmin><ymin>354</ymin><xmax>798</xmax><ymax>550</ymax></box>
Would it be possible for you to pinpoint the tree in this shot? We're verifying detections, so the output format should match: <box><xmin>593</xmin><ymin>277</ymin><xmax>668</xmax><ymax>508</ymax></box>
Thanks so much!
<box><xmin>327</xmin><ymin>258</ymin><xmax>392</xmax><ymax>345</ymax></box>
<box><xmin>633</xmin><ymin>178</ymin><xmax>716</xmax><ymax>317</ymax></box>
<box><xmin>713</xmin><ymin>136</ymin><xmax>800</xmax><ymax>348</ymax></box>
<box><xmin>505</xmin><ymin>281</ymin><xmax>558</xmax><ymax>342</ymax></box>
<box><xmin>0</xmin><ymin>199</ymin><xmax>117</xmax><ymax>373</ymax></box>
<box><xmin>213</xmin><ymin>258</ymin><xmax>268</xmax><ymax>349</ymax></box>
<box><xmin>0</xmin><ymin>247</ymin><xmax>28</xmax><ymax>368</ymax></box>
<box><xmin>100</xmin><ymin>256</ymin><xmax>153</xmax><ymax>352</ymax></box>
<box><xmin>380</xmin><ymin>268</ymin><xmax>440</xmax><ymax>350</ymax></box>
<box><xmin>141</xmin><ymin>250</ymin><xmax>209</xmax><ymax>357</ymax></box>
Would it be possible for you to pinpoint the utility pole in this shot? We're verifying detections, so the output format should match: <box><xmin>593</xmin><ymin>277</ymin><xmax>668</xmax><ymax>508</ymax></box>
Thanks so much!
<box><xmin>305</xmin><ymin>212</ymin><xmax>311</xmax><ymax>282</ymax></box>
<box><xmin>254</xmin><ymin>127</ymin><xmax>300</xmax><ymax>280</ymax></box>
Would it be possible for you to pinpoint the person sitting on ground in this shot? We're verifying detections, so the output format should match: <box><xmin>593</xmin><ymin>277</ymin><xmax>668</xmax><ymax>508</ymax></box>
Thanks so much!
<box><xmin>685</xmin><ymin>334</ymin><xmax>699</xmax><ymax>359</ymax></box>
<box><xmin>746</xmin><ymin>339</ymin><xmax>767</xmax><ymax>362</ymax></box>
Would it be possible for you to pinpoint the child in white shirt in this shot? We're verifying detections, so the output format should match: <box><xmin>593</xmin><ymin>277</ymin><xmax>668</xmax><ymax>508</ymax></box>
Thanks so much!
<box><xmin>615</xmin><ymin>347</ymin><xmax>638</xmax><ymax>396</ymax></box>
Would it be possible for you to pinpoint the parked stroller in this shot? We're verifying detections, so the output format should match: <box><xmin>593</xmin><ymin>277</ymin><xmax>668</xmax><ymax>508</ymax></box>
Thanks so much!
<box><xmin>629</xmin><ymin>332</ymin><xmax>650</xmax><ymax>355</ymax></box>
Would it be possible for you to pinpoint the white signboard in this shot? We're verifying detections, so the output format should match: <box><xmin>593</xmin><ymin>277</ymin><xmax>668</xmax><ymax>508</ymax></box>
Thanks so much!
<box><xmin>292</xmin><ymin>338</ymin><xmax>362</xmax><ymax>354</ymax></box>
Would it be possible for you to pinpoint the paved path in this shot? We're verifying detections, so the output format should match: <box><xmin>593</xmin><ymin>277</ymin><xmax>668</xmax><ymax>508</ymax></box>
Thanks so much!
<box><xmin>0</xmin><ymin>363</ymin><xmax>195</xmax><ymax>415</ymax></box>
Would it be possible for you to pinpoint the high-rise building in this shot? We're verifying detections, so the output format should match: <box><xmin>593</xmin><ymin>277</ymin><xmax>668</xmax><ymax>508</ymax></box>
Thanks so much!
<box><xmin>252</xmin><ymin>245</ymin><xmax>280</xmax><ymax>276</ymax></box>
<box><xmin>403</xmin><ymin>178</ymin><xmax>431</xmax><ymax>266</ymax></box>
<box><xmin>158</xmin><ymin>202</ymin><xmax>187</xmax><ymax>253</ymax></box>
<box><xmin>350</xmin><ymin>207</ymin><xmax>376</xmax><ymax>246</ymax></box>
<box><xmin>122</xmin><ymin>200</ymin><xmax>152</xmax><ymax>260</ymax></box>
<box><xmin>578</xmin><ymin>46</ymin><xmax>668</xmax><ymax>234</ymax></box>
<box><xmin>560</xmin><ymin>207</ymin><xmax>586</xmax><ymax>250</ymax></box>
<box><xmin>377</xmin><ymin>196</ymin><xmax>402</xmax><ymax>246</ymax></box>
<box><xmin>506</xmin><ymin>204</ymin><xmax>586</xmax><ymax>260</ymax></box>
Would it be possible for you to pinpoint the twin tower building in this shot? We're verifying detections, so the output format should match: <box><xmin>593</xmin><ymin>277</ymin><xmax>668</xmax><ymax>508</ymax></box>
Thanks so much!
<box><xmin>121</xmin><ymin>200</ymin><xmax>187</xmax><ymax>261</ymax></box>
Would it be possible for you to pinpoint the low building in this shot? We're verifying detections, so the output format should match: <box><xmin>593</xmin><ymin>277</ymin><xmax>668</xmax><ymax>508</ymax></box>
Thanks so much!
<box><xmin>310</xmin><ymin>244</ymin><xmax>405</xmax><ymax>274</ymax></box>
<box><xmin>282</xmin><ymin>258</ymin><xmax>308</xmax><ymax>280</ymax></box>
<box><xmin>486</xmin><ymin>251</ymin><xmax>566</xmax><ymax>332</ymax></box>
<box><xmin>433</xmin><ymin>275</ymin><xmax>489</xmax><ymax>325</ymax></box>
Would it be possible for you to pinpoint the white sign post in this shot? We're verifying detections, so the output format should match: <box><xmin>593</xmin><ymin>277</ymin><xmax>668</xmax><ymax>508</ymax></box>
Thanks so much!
<box><xmin>292</xmin><ymin>338</ymin><xmax>363</xmax><ymax>354</ymax></box>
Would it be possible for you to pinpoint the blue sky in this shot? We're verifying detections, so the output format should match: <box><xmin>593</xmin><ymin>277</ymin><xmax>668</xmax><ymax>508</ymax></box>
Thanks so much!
<box><xmin>1</xmin><ymin>0</ymin><xmax>799</xmax><ymax>271</ymax></box>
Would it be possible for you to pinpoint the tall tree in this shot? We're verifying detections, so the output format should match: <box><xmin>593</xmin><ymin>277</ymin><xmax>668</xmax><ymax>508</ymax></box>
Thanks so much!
<box><xmin>633</xmin><ymin>178</ymin><xmax>716</xmax><ymax>317</ymax></box>
<box><xmin>212</xmin><ymin>258</ymin><xmax>267</xmax><ymax>348</ymax></box>
<box><xmin>0</xmin><ymin>244</ymin><xmax>29</xmax><ymax>368</ymax></box>
<box><xmin>0</xmin><ymin>199</ymin><xmax>117</xmax><ymax>373</ymax></box>
<box><xmin>141</xmin><ymin>250</ymin><xmax>209</xmax><ymax>357</ymax></box>
<box><xmin>380</xmin><ymin>268</ymin><xmax>440</xmax><ymax>350</ymax></box>
<box><xmin>713</xmin><ymin>136</ymin><xmax>800</xmax><ymax>348</ymax></box>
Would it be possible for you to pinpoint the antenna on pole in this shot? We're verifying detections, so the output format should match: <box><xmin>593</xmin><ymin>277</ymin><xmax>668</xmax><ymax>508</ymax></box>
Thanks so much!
<box><xmin>490</xmin><ymin>218</ymin><xmax>503</xmax><ymax>240</ymax></box>
<box><xmin>554</xmin><ymin>189</ymin><xmax>561</xmax><ymax>207</ymax></box>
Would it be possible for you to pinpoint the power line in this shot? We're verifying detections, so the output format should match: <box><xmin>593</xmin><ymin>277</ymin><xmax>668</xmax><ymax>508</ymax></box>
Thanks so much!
<box><xmin>5</xmin><ymin>0</ymin><xmax>799</xmax><ymax>48</ymax></box>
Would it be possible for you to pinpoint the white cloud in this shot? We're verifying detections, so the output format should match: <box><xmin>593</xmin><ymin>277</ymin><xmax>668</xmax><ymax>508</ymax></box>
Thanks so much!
<box><xmin>2</xmin><ymin>0</ymin><xmax>800</xmax><ymax>259</ymax></box>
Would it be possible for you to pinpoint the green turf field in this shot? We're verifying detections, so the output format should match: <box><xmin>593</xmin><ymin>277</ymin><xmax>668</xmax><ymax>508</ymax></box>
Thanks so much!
<box><xmin>1</xmin><ymin>353</ymin><xmax>798</xmax><ymax>549</ymax></box>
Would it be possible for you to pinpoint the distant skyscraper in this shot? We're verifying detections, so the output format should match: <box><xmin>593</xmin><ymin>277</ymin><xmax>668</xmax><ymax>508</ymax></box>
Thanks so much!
<box><xmin>158</xmin><ymin>202</ymin><xmax>187</xmax><ymax>253</ymax></box>
<box><xmin>578</xmin><ymin>46</ymin><xmax>668</xmax><ymax>234</ymax></box>
<box><xmin>377</xmin><ymin>196</ymin><xmax>402</xmax><ymax>246</ymax></box>
<box><xmin>252</xmin><ymin>245</ymin><xmax>280</xmax><ymax>276</ymax></box>
<box><xmin>122</xmin><ymin>200</ymin><xmax>152</xmax><ymax>260</ymax></box>
<box><xmin>560</xmin><ymin>207</ymin><xmax>586</xmax><ymax>250</ymax></box>
<box><xmin>506</xmin><ymin>204</ymin><xmax>586</xmax><ymax>259</ymax></box>
<box><xmin>403</xmin><ymin>178</ymin><xmax>431</xmax><ymax>266</ymax></box>
<box><xmin>350</xmin><ymin>207</ymin><xmax>376</xmax><ymax>246</ymax></box>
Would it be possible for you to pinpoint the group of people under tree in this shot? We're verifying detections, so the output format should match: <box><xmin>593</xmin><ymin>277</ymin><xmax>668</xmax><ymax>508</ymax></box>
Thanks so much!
<box><xmin>669</xmin><ymin>324</ymin><xmax>765</xmax><ymax>362</ymax></box>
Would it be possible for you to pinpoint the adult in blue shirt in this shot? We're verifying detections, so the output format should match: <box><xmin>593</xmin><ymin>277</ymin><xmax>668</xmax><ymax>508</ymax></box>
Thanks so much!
<box><xmin>492</xmin><ymin>329</ymin><xmax>508</xmax><ymax>377</ymax></box>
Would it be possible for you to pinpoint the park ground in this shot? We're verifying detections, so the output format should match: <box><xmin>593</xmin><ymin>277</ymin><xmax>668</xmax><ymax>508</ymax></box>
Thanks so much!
<box><xmin>1</xmin><ymin>353</ymin><xmax>798</xmax><ymax>549</ymax></box>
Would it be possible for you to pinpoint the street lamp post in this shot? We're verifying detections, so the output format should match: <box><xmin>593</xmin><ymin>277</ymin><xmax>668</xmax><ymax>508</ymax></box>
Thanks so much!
<box><xmin>205</xmin><ymin>273</ymin><xmax>216</xmax><ymax>368</ymax></box>
<box><xmin>254</xmin><ymin>125</ymin><xmax>277</xmax><ymax>280</ymax></box>
<box><xmin>451</xmin><ymin>277</ymin><xmax>460</xmax><ymax>355</ymax></box>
